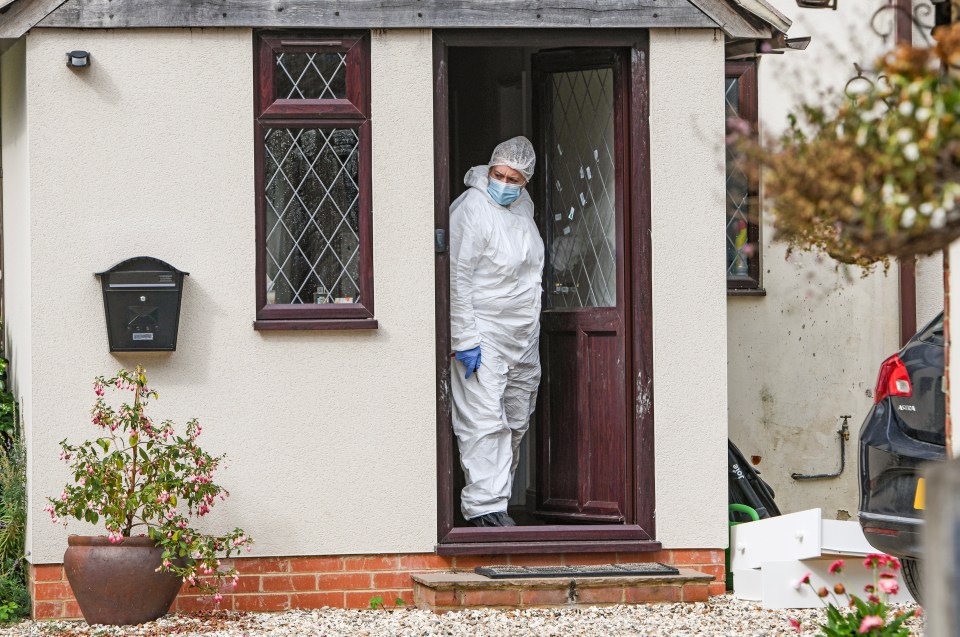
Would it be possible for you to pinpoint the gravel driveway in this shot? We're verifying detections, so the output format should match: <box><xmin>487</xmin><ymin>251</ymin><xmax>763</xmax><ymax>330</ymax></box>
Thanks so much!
<box><xmin>0</xmin><ymin>595</ymin><xmax>924</xmax><ymax>637</ymax></box>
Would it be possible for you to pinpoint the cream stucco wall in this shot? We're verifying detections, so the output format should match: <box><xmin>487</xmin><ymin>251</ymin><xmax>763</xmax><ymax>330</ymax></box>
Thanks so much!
<box><xmin>24</xmin><ymin>28</ymin><xmax>437</xmax><ymax>563</ymax></box>
<box><xmin>1</xmin><ymin>38</ymin><xmax>33</xmax><ymax>557</ymax></box>
<box><xmin>15</xmin><ymin>26</ymin><xmax>732</xmax><ymax>562</ymax></box>
<box><xmin>727</xmin><ymin>2</ymin><xmax>902</xmax><ymax>518</ymax></box>
<box><xmin>649</xmin><ymin>28</ymin><xmax>728</xmax><ymax>549</ymax></box>
<box><xmin>916</xmin><ymin>252</ymin><xmax>943</xmax><ymax>329</ymax></box>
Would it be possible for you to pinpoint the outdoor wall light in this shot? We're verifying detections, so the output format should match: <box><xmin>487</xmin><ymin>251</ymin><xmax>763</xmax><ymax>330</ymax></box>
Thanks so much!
<box><xmin>794</xmin><ymin>0</ymin><xmax>836</xmax><ymax>9</ymax></box>
<box><xmin>66</xmin><ymin>50</ymin><xmax>90</xmax><ymax>68</ymax></box>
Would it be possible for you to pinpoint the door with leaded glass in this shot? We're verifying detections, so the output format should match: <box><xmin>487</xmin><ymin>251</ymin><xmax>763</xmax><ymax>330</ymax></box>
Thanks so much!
<box><xmin>532</xmin><ymin>49</ymin><xmax>632</xmax><ymax>524</ymax></box>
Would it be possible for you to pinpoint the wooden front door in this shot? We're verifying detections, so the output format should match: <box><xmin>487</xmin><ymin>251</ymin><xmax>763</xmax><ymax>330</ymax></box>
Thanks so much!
<box><xmin>533</xmin><ymin>49</ymin><xmax>631</xmax><ymax>524</ymax></box>
<box><xmin>434</xmin><ymin>30</ymin><xmax>656</xmax><ymax>550</ymax></box>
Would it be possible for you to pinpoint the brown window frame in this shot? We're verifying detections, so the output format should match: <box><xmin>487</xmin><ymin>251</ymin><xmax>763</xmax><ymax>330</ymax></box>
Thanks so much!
<box><xmin>725</xmin><ymin>60</ymin><xmax>763</xmax><ymax>294</ymax></box>
<box><xmin>253</xmin><ymin>32</ymin><xmax>377</xmax><ymax>330</ymax></box>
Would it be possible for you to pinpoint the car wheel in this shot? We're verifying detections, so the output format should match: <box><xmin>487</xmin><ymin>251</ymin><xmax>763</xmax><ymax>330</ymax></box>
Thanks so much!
<box><xmin>902</xmin><ymin>558</ymin><xmax>923</xmax><ymax>606</ymax></box>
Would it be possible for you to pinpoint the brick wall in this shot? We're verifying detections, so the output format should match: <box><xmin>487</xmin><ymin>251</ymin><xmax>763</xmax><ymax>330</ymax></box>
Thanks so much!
<box><xmin>29</xmin><ymin>548</ymin><xmax>726</xmax><ymax>620</ymax></box>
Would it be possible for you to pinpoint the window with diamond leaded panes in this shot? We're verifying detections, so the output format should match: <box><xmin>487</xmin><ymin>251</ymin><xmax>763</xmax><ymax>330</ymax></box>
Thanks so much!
<box><xmin>725</xmin><ymin>60</ymin><xmax>761</xmax><ymax>292</ymax></box>
<box><xmin>254</xmin><ymin>33</ymin><xmax>375</xmax><ymax>329</ymax></box>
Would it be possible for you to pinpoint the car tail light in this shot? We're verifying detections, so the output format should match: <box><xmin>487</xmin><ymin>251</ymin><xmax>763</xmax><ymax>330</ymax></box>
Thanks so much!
<box><xmin>863</xmin><ymin>526</ymin><xmax>900</xmax><ymax>537</ymax></box>
<box><xmin>874</xmin><ymin>354</ymin><xmax>913</xmax><ymax>404</ymax></box>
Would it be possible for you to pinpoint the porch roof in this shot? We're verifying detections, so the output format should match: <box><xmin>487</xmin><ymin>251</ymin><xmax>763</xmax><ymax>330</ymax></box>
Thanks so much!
<box><xmin>0</xmin><ymin>0</ymin><xmax>791</xmax><ymax>41</ymax></box>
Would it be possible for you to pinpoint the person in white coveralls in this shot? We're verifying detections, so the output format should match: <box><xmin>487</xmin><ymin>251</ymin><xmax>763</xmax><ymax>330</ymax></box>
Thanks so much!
<box><xmin>449</xmin><ymin>136</ymin><xmax>544</xmax><ymax>527</ymax></box>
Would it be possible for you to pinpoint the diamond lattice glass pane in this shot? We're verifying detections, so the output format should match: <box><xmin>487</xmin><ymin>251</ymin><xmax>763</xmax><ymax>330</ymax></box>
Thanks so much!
<box><xmin>264</xmin><ymin>128</ymin><xmax>361</xmax><ymax>305</ymax></box>
<box><xmin>275</xmin><ymin>52</ymin><xmax>347</xmax><ymax>100</ymax></box>
<box><xmin>725</xmin><ymin>78</ymin><xmax>740</xmax><ymax>120</ymax></box>
<box><xmin>544</xmin><ymin>68</ymin><xmax>616</xmax><ymax>309</ymax></box>
<box><xmin>725</xmin><ymin>77</ymin><xmax>750</xmax><ymax>276</ymax></box>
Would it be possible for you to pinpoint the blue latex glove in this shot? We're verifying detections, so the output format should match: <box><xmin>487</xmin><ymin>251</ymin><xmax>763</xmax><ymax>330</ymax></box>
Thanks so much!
<box><xmin>455</xmin><ymin>346</ymin><xmax>482</xmax><ymax>379</ymax></box>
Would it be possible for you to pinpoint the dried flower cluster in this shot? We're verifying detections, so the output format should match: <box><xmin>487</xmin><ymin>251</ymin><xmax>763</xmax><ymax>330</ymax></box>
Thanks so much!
<box><xmin>736</xmin><ymin>23</ymin><xmax>960</xmax><ymax>270</ymax></box>
<box><xmin>44</xmin><ymin>367</ymin><xmax>253</xmax><ymax>598</ymax></box>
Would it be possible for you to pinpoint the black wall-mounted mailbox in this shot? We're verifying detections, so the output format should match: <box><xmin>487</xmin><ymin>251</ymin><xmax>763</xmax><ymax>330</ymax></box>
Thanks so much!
<box><xmin>96</xmin><ymin>257</ymin><xmax>189</xmax><ymax>352</ymax></box>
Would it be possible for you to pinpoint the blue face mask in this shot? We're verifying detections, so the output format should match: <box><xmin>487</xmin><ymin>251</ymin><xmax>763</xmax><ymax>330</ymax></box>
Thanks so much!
<box><xmin>487</xmin><ymin>178</ymin><xmax>523</xmax><ymax>207</ymax></box>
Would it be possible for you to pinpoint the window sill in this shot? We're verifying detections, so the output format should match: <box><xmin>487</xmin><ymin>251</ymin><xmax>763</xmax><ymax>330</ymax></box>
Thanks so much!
<box><xmin>253</xmin><ymin>318</ymin><xmax>379</xmax><ymax>331</ymax></box>
<box><xmin>727</xmin><ymin>287</ymin><xmax>766</xmax><ymax>297</ymax></box>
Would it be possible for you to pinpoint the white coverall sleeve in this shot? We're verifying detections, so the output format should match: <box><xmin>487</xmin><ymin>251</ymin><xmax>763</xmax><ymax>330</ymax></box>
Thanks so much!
<box><xmin>449</xmin><ymin>203</ymin><xmax>485</xmax><ymax>352</ymax></box>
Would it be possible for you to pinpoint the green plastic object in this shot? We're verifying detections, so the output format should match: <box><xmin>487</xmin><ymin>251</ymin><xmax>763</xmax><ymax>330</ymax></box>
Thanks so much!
<box><xmin>726</xmin><ymin>504</ymin><xmax>760</xmax><ymax>590</ymax></box>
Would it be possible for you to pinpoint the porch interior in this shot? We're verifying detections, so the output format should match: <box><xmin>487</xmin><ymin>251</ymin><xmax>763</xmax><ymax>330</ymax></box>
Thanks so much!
<box><xmin>448</xmin><ymin>44</ymin><xmax>545</xmax><ymax>528</ymax></box>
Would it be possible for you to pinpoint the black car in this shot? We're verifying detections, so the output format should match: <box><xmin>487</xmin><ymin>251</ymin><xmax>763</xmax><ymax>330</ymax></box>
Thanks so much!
<box><xmin>859</xmin><ymin>311</ymin><xmax>946</xmax><ymax>605</ymax></box>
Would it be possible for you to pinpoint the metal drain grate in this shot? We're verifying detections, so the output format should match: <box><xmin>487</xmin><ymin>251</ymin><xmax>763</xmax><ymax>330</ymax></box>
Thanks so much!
<box><xmin>474</xmin><ymin>562</ymin><xmax>680</xmax><ymax>579</ymax></box>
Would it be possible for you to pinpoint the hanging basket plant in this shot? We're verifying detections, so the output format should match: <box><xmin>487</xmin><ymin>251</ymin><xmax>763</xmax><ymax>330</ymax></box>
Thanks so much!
<box><xmin>739</xmin><ymin>23</ymin><xmax>960</xmax><ymax>270</ymax></box>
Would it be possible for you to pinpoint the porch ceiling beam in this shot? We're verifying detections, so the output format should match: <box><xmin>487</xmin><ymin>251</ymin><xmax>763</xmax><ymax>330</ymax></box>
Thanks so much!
<box><xmin>686</xmin><ymin>0</ymin><xmax>773</xmax><ymax>39</ymax></box>
<box><xmin>0</xmin><ymin>0</ymin><xmax>69</xmax><ymax>38</ymax></box>
<box><xmin>39</xmin><ymin>0</ymin><xmax>719</xmax><ymax>30</ymax></box>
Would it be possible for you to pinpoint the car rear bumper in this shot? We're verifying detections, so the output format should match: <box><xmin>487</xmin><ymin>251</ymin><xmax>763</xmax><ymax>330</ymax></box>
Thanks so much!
<box><xmin>858</xmin><ymin>511</ymin><xmax>924</xmax><ymax>559</ymax></box>
<box><xmin>858</xmin><ymin>401</ymin><xmax>942</xmax><ymax>559</ymax></box>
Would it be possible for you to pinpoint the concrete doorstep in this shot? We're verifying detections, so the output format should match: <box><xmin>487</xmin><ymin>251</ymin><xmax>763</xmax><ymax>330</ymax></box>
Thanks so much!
<box><xmin>412</xmin><ymin>568</ymin><xmax>714</xmax><ymax>612</ymax></box>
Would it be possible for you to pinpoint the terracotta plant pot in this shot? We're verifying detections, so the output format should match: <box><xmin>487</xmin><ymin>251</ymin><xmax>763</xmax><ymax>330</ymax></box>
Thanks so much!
<box><xmin>63</xmin><ymin>535</ymin><xmax>182</xmax><ymax>625</ymax></box>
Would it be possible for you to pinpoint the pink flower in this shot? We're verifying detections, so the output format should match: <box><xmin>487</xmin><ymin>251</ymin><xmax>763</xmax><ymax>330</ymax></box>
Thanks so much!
<box><xmin>867</xmin><ymin>593</ymin><xmax>881</xmax><ymax>604</ymax></box>
<box><xmin>800</xmin><ymin>572</ymin><xmax>811</xmax><ymax>584</ymax></box>
<box><xmin>829</xmin><ymin>559</ymin><xmax>844</xmax><ymax>574</ymax></box>
<box><xmin>859</xmin><ymin>615</ymin><xmax>883</xmax><ymax>633</ymax></box>
<box><xmin>887</xmin><ymin>556</ymin><xmax>902</xmax><ymax>571</ymax></box>
<box><xmin>43</xmin><ymin>504</ymin><xmax>59</xmax><ymax>524</ymax></box>
<box><xmin>213</xmin><ymin>593</ymin><xmax>223</xmax><ymax>603</ymax></box>
<box><xmin>863</xmin><ymin>553</ymin><xmax>885</xmax><ymax>569</ymax></box>
<box><xmin>878</xmin><ymin>578</ymin><xmax>899</xmax><ymax>595</ymax></box>
<box><xmin>788</xmin><ymin>617</ymin><xmax>801</xmax><ymax>633</ymax></box>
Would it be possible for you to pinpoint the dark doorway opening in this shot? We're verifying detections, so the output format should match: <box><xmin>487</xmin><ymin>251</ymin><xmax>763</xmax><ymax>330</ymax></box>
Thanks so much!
<box><xmin>448</xmin><ymin>46</ymin><xmax>540</xmax><ymax>529</ymax></box>
<box><xmin>435</xmin><ymin>30</ymin><xmax>657</xmax><ymax>554</ymax></box>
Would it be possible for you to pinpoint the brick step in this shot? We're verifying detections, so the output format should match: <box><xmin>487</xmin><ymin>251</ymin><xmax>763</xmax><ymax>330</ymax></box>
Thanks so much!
<box><xmin>412</xmin><ymin>567</ymin><xmax>714</xmax><ymax>612</ymax></box>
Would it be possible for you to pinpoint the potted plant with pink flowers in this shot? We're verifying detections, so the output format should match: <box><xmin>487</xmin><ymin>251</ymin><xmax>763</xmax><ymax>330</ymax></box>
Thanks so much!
<box><xmin>788</xmin><ymin>553</ymin><xmax>919</xmax><ymax>636</ymax></box>
<box><xmin>44</xmin><ymin>367</ymin><xmax>253</xmax><ymax>626</ymax></box>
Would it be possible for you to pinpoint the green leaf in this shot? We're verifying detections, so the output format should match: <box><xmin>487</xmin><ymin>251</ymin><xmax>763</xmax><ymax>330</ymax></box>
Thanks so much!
<box><xmin>369</xmin><ymin>596</ymin><xmax>384</xmax><ymax>610</ymax></box>
<box><xmin>394</xmin><ymin>597</ymin><xmax>406</xmax><ymax>606</ymax></box>
<box><xmin>888</xmin><ymin>610</ymin><xmax>915</xmax><ymax>633</ymax></box>
<box><xmin>129</xmin><ymin>434</ymin><xmax>138</xmax><ymax>446</ymax></box>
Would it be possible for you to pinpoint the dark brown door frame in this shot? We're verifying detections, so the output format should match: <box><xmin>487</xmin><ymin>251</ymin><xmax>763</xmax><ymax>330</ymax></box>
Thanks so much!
<box><xmin>433</xmin><ymin>29</ymin><xmax>658</xmax><ymax>555</ymax></box>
